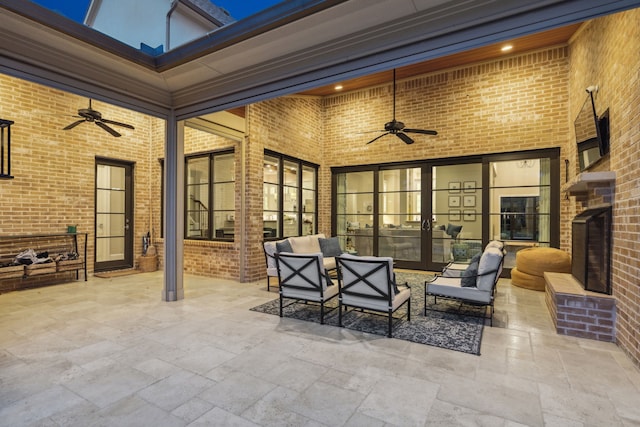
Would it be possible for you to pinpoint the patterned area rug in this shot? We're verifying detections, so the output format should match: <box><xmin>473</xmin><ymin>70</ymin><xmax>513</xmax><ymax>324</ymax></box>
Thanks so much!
<box><xmin>250</xmin><ymin>271</ymin><xmax>486</xmax><ymax>355</ymax></box>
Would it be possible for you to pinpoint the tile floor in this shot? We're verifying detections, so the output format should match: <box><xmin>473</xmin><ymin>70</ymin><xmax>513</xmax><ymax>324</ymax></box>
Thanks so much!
<box><xmin>1</xmin><ymin>272</ymin><xmax>639</xmax><ymax>426</ymax></box>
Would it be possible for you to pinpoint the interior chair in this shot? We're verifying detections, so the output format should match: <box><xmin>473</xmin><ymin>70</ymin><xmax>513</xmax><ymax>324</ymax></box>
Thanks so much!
<box><xmin>263</xmin><ymin>241</ymin><xmax>279</xmax><ymax>291</ymax></box>
<box><xmin>276</xmin><ymin>252</ymin><xmax>339</xmax><ymax>324</ymax></box>
<box><xmin>336</xmin><ymin>254</ymin><xmax>411</xmax><ymax>337</ymax></box>
<box><xmin>424</xmin><ymin>245</ymin><xmax>504</xmax><ymax>326</ymax></box>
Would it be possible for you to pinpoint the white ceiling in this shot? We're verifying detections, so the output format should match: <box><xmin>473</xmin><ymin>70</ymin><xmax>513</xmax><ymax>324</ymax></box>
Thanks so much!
<box><xmin>1</xmin><ymin>0</ymin><xmax>639</xmax><ymax>119</ymax></box>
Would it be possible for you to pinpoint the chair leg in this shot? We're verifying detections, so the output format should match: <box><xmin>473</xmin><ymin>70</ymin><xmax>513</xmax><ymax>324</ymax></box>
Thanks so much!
<box><xmin>338</xmin><ymin>300</ymin><xmax>343</xmax><ymax>327</ymax></box>
<box><xmin>424</xmin><ymin>284</ymin><xmax>427</xmax><ymax>316</ymax></box>
<box><xmin>387</xmin><ymin>309</ymin><xmax>393</xmax><ymax>338</ymax></box>
<box><xmin>267</xmin><ymin>276</ymin><xmax>271</xmax><ymax>292</ymax></box>
<box><xmin>407</xmin><ymin>298</ymin><xmax>411</xmax><ymax>321</ymax></box>
<box><xmin>279</xmin><ymin>295</ymin><xmax>283</xmax><ymax>318</ymax></box>
<box><xmin>320</xmin><ymin>302</ymin><xmax>325</xmax><ymax>325</ymax></box>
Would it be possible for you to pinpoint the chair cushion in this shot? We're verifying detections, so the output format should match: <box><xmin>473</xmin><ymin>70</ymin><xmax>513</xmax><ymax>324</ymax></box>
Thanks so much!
<box><xmin>264</xmin><ymin>241</ymin><xmax>280</xmax><ymax>273</ymax></box>
<box><xmin>319</xmin><ymin>237</ymin><xmax>342</xmax><ymax>257</ymax></box>
<box><xmin>427</xmin><ymin>277</ymin><xmax>492</xmax><ymax>304</ymax></box>
<box><xmin>323</xmin><ymin>257</ymin><xmax>336</xmax><ymax>271</ymax></box>
<box><xmin>338</xmin><ymin>253</ymin><xmax>394</xmax><ymax>284</ymax></box>
<box><xmin>485</xmin><ymin>240</ymin><xmax>504</xmax><ymax>251</ymax></box>
<box><xmin>277</xmin><ymin>252</ymin><xmax>329</xmax><ymax>295</ymax></box>
<box><xmin>460</xmin><ymin>261</ymin><xmax>479</xmax><ymax>287</ymax></box>
<box><xmin>276</xmin><ymin>239</ymin><xmax>293</xmax><ymax>253</ymax></box>
<box><xmin>476</xmin><ymin>247</ymin><xmax>504</xmax><ymax>292</ymax></box>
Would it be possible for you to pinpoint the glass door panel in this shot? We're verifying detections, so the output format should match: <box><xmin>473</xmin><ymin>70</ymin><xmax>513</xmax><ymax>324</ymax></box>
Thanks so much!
<box><xmin>378</xmin><ymin>168</ymin><xmax>421</xmax><ymax>263</ymax></box>
<box><xmin>95</xmin><ymin>161</ymin><xmax>133</xmax><ymax>271</ymax></box>
<box><xmin>489</xmin><ymin>158</ymin><xmax>551</xmax><ymax>269</ymax></box>
<box><xmin>336</xmin><ymin>171</ymin><xmax>374</xmax><ymax>255</ymax></box>
<box><xmin>430</xmin><ymin>163</ymin><xmax>483</xmax><ymax>264</ymax></box>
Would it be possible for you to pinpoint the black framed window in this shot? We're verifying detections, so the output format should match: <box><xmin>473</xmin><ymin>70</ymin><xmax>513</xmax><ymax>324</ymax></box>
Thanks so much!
<box><xmin>161</xmin><ymin>149</ymin><xmax>235</xmax><ymax>241</ymax></box>
<box><xmin>264</xmin><ymin>151</ymin><xmax>318</xmax><ymax>239</ymax></box>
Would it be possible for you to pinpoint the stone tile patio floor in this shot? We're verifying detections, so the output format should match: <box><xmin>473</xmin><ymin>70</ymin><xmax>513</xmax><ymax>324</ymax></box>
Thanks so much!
<box><xmin>0</xmin><ymin>271</ymin><xmax>639</xmax><ymax>426</ymax></box>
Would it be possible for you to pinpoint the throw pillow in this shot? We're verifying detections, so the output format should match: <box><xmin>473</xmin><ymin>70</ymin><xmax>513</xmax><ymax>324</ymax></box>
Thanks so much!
<box><xmin>318</xmin><ymin>237</ymin><xmax>342</xmax><ymax>258</ymax></box>
<box><xmin>469</xmin><ymin>252</ymin><xmax>482</xmax><ymax>264</ymax></box>
<box><xmin>275</xmin><ymin>240</ymin><xmax>293</xmax><ymax>253</ymax></box>
<box><xmin>461</xmin><ymin>261</ymin><xmax>479</xmax><ymax>287</ymax></box>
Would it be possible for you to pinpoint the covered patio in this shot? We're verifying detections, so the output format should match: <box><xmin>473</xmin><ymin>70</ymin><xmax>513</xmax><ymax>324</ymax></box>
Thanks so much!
<box><xmin>0</xmin><ymin>273</ymin><xmax>638</xmax><ymax>426</ymax></box>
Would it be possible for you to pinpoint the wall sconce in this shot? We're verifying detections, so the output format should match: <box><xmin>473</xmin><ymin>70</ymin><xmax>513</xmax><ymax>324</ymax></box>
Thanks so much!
<box><xmin>1</xmin><ymin>119</ymin><xmax>14</xmax><ymax>180</ymax></box>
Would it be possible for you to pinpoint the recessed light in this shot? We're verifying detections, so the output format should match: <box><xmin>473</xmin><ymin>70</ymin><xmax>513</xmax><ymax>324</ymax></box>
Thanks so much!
<box><xmin>334</xmin><ymin>84</ymin><xmax>343</xmax><ymax>91</ymax></box>
<box><xmin>501</xmin><ymin>44</ymin><xmax>513</xmax><ymax>52</ymax></box>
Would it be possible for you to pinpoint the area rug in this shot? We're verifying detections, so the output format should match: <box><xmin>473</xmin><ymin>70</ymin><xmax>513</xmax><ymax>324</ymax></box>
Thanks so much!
<box><xmin>250</xmin><ymin>271</ymin><xmax>485</xmax><ymax>355</ymax></box>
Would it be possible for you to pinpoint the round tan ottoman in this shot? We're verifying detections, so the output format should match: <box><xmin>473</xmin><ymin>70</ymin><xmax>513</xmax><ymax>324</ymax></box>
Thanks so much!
<box><xmin>510</xmin><ymin>267</ymin><xmax>547</xmax><ymax>291</ymax></box>
<box><xmin>511</xmin><ymin>247</ymin><xmax>571</xmax><ymax>291</ymax></box>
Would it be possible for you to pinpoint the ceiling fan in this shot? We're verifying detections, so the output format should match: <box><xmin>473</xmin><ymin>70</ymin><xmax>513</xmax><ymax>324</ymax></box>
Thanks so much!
<box><xmin>364</xmin><ymin>69</ymin><xmax>437</xmax><ymax>145</ymax></box>
<box><xmin>63</xmin><ymin>99</ymin><xmax>135</xmax><ymax>137</ymax></box>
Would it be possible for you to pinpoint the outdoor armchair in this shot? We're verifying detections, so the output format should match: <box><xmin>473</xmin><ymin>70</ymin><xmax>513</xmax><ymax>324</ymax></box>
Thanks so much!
<box><xmin>275</xmin><ymin>252</ymin><xmax>339</xmax><ymax>324</ymax></box>
<box><xmin>336</xmin><ymin>254</ymin><xmax>411</xmax><ymax>338</ymax></box>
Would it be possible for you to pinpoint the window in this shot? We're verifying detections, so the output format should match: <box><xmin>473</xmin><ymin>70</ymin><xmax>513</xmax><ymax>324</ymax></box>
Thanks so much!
<box><xmin>185</xmin><ymin>150</ymin><xmax>235</xmax><ymax>240</ymax></box>
<box><xmin>264</xmin><ymin>151</ymin><xmax>318</xmax><ymax>238</ymax></box>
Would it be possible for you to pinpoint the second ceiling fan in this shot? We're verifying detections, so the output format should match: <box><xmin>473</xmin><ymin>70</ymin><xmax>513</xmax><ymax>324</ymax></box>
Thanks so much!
<box><xmin>365</xmin><ymin>69</ymin><xmax>437</xmax><ymax>145</ymax></box>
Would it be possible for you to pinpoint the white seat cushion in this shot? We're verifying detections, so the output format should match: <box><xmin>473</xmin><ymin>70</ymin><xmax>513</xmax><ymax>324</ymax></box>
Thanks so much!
<box><xmin>427</xmin><ymin>277</ymin><xmax>492</xmax><ymax>304</ymax></box>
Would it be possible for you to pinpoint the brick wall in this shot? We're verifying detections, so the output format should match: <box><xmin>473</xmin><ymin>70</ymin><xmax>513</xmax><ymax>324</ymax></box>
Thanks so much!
<box><xmin>0</xmin><ymin>75</ymin><xmax>162</xmax><ymax>277</ymax></box>
<box><xmin>2</xmin><ymin>7</ymin><xmax>638</xmax><ymax>369</ymax></box>
<box><xmin>568</xmin><ymin>9</ymin><xmax>640</xmax><ymax>368</ymax></box>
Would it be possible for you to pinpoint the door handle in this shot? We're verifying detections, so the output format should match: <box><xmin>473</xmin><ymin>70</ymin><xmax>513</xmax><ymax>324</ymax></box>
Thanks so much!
<box><xmin>422</xmin><ymin>219</ymin><xmax>431</xmax><ymax>231</ymax></box>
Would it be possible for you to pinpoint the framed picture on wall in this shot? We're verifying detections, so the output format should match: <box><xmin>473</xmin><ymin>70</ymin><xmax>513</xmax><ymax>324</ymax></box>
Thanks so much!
<box><xmin>449</xmin><ymin>209</ymin><xmax>461</xmax><ymax>221</ymax></box>
<box><xmin>448</xmin><ymin>181</ymin><xmax>461</xmax><ymax>193</ymax></box>
<box><xmin>463</xmin><ymin>195</ymin><xmax>476</xmax><ymax>207</ymax></box>
<box><xmin>448</xmin><ymin>195</ymin><xmax>461</xmax><ymax>207</ymax></box>
<box><xmin>463</xmin><ymin>181</ymin><xmax>476</xmax><ymax>192</ymax></box>
<box><xmin>463</xmin><ymin>210</ymin><xmax>476</xmax><ymax>221</ymax></box>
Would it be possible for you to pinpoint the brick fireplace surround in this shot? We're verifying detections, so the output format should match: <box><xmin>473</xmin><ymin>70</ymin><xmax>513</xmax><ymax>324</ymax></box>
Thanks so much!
<box><xmin>544</xmin><ymin>272</ymin><xmax>616</xmax><ymax>342</ymax></box>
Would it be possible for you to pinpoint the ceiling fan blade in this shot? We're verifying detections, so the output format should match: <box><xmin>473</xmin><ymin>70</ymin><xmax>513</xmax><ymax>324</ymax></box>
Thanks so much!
<box><xmin>396</xmin><ymin>132</ymin><xmax>414</xmax><ymax>144</ymax></box>
<box><xmin>356</xmin><ymin>130</ymin><xmax>387</xmax><ymax>135</ymax></box>
<box><xmin>63</xmin><ymin>120</ymin><xmax>85</xmax><ymax>130</ymax></box>
<box><xmin>404</xmin><ymin>128</ymin><xmax>438</xmax><ymax>135</ymax></box>
<box><xmin>96</xmin><ymin>121</ymin><xmax>122</xmax><ymax>137</ymax></box>
<box><xmin>101</xmin><ymin>118</ymin><xmax>135</xmax><ymax>129</ymax></box>
<box><xmin>366</xmin><ymin>132</ymin><xmax>390</xmax><ymax>144</ymax></box>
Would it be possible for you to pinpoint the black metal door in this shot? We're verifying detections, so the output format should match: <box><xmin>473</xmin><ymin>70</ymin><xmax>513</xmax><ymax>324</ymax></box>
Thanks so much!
<box><xmin>95</xmin><ymin>159</ymin><xmax>134</xmax><ymax>271</ymax></box>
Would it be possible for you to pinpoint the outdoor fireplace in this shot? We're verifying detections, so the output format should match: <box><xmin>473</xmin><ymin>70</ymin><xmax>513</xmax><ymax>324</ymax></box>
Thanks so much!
<box><xmin>571</xmin><ymin>205</ymin><xmax>612</xmax><ymax>294</ymax></box>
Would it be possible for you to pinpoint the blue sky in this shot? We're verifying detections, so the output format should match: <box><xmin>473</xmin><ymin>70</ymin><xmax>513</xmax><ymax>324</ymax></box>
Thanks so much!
<box><xmin>30</xmin><ymin>0</ymin><xmax>283</xmax><ymax>22</ymax></box>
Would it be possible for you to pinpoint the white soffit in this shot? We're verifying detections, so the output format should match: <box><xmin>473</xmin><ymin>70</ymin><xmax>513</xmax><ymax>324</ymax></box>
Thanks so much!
<box><xmin>1</xmin><ymin>0</ymin><xmax>640</xmax><ymax>117</ymax></box>
<box><xmin>0</xmin><ymin>6</ymin><xmax>171</xmax><ymax>114</ymax></box>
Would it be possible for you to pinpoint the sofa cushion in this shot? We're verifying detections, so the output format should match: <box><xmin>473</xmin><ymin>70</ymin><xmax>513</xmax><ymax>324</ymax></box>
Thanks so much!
<box><xmin>476</xmin><ymin>247</ymin><xmax>504</xmax><ymax>292</ymax></box>
<box><xmin>288</xmin><ymin>234</ymin><xmax>324</xmax><ymax>254</ymax></box>
<box><xmin>276</xmin><ymin>239</ymin><xmax>293</xmax><ymax>253</ymax></box>
<box><xmin>319</xmin><ymin>237</ymin><xmax>342</xmax><ymax>258</ymax></box>
<box><xmin>461</xmin><ymin>261</ymin><xmax>479</xmax><ymax>287</ymax></box>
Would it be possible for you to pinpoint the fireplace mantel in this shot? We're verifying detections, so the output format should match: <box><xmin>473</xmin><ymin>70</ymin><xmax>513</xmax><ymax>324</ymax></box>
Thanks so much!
<box><xmin>563</xmin><ymin>171</ymin><xmax>616</xmax><ymax>195</ymax></box>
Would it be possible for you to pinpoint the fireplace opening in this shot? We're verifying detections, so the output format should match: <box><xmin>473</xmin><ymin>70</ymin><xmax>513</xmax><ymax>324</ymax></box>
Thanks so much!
<box><xmin>571</xmin><ymin>205</ymin><xmax>612</xmax><ymax>294</ymax></box>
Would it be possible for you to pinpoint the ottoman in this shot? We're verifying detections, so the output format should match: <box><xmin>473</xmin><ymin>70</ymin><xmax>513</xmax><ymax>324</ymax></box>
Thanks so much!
<box><xmin>511</xmin><ymin>247</ymin><xmax>571</xmax><ymax>291</ymax></box>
